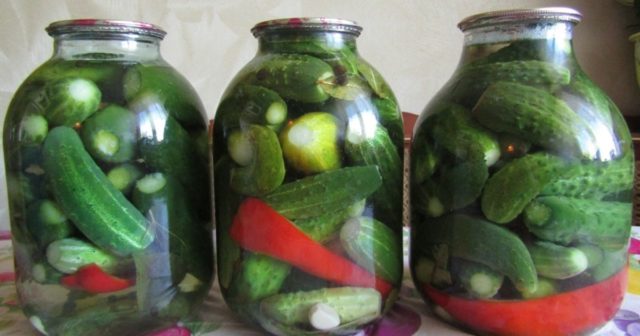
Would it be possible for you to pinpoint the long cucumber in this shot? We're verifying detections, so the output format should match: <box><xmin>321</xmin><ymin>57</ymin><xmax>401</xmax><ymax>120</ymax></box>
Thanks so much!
<box><xmin>294</xmin><ymin>199</ymin><xmax>365</xmax><ymax>243</ymax></box>
<box><xmin>426</xmin><ymin>103</ymin><xmax>499</xmax><ymax>165</ymax></box>
<box><xmin>527</xmin><ymin>241</ymin><xmax>588</xmax><ymax>280</ymax></box>
<box><xmin>339</xmin><ymin>216</ymin><xmax>402</xmax><ymax>283</ymax></box>
<box><xmin>43</xmin><ymin>126</ymin><xmax>153</xmax><ymax>255</ymax></box>
<box><xmin>263</xmin><ymin>165</ymin><xmax>382</xmax><ymax>220</ymax></box>
<box><xmin>229</xmin><ymin>124</ymin><xmax>286</xmax><ymax>196</ymax></box>
<box><xmin>260</xmin><ymin>287</ymin><xmax>381</xmax><ymax>328</ymax></box>
<box><xmin>541</xmin><ymin>153</ymin><xmax>634</xmax><ymax>200</ymax></box>
<box><xmin>344</xmin><ymin>125</ymin><xmax>403</xmax><ymax>226</ymax></box>
<box><xmin>46</xmin><ymin>238</ymin><xmax>123</xmax><ymax>274</ymax></box>
<box><xmin>214</xmin><ymin>157</ymin><xmax>243</xmax><ymax>290</ymax></box>
<box><xmin>472</xmin><ymin>81</ymin><xmax>596</xmax><ymax>159</ymax></box>
<box><xmin>252</xmin><ymin>54</ymin><xmax>334</xmax><ymax>103</ymax></box>
<box><xmin>523</xmin><ymin>196</ymin><xmax>632</xmax><ymax>250</ymax></box>
<box><xmin>415</xmin><ymin>214</ymin><xmax>537</xmax><ymax>293</ymax></box>
<box><xmin>448</xmin><ymin>60</ymin><xmax>571</xmax><ymax>107</ymax></box>
<box><xmin>481</xmin><ymin>152</ymin><xmax>569</xmax><ymax>224</ymax></box>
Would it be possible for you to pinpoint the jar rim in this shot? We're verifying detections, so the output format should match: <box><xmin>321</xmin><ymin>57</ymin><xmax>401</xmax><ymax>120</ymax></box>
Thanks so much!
<box><xmin>46</xmin><ymin>19</ymin><xmax>166</xmax><ymax>39</ymax></box>
<box><xmin>458</xmin><ymin>7</ymin><xmax>582</xmax><ymax>31</ymax></box>
<box><xmin>251</xmin><ymin>17</ymin><xmax>362</xmax><ymax>37</ymax></box>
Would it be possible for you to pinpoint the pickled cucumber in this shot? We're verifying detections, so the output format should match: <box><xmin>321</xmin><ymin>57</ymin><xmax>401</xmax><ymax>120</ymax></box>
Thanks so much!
<box><xmin>523</xmin><ymin>196</ymin><xmax>632</xmax><ymax>250</ymax></box>
<box><xmin>448</xmin><ymin>60</ymin><xmax>571</xmax><ymax>107</ymax></box>
<box><xmin>43</xmin><ymin>126</ymin><xmax>154</xmax><ymax>255</ymax></box>
<box><xmin>345</xmin><ymin>124</ymin><xmax>402</xmax><ymax>226</ymax></box>
<box><xmin>415</xmin><ymin>214</ymin><xmax>537</xmax><ymax>293</ymax></box>
<box><xmin>481</xmin><ymin>152</ymin><xmax>569</xmax><ymax>224</ymax></box>
<box><xmin>473</xmin><ymin>81</ymin><xmax>596</xmax><ymax>159</ymax></box>
<box><xmin>80</xmin><ymin>104</ymin><xmax>137</xmax><ymax>163</ymax></box>
<box><xmin>42</xmin><ymin>78</ymin><xmax>102</xmax><ymax>127</ymax></box>
<box><xmin>229</xmin><ymin>125</ymin><xmax>286</xmax><ymax>196</ymax></box>
<box><xmin>540</xmin><ymin>152</ymin><xmax>633</xmax><ymax>200</ymax></box>
<box><xmin>426</xmin><ymin>103</ymin><xmax>499</xmax><ymax>165</ymax></box>
<box><xmin>215</xmin><ymin>84</ymin><xmax>288</xmax><ymax>135</ymax></box>
<box><xmin>409</xmin><ymin>20</ymin><xmax>633</xmax><ymax>335</ymax></box>
<box><xmin>212</xmin><ymin>22</ymin><xmax>404</xmax><ymax>335</ymax></box>
<box><xmin>260</xmin><ymin>287</ymin><xmax>381</xmax><ymax>328</ymax></box>
<box><xmin>5</xmin><ymin>29</ymin><xmax>213</xmax><ymax>335</ymax></box>
<box><xmin>252</xmin><ymin>54</ymin><xmax>334</xmax><ymax>103</ymax></box>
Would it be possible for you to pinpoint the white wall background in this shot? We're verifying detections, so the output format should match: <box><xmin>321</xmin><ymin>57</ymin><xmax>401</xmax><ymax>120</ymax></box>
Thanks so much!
<box><xmin>0</xmin><ymin>0</ymin><xmax>638</xmax><ymax>230</ymax></box>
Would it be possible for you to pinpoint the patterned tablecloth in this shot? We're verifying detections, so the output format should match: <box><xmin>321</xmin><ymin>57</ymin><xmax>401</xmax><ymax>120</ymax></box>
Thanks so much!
<box><xmin>0</xmin><ymin>228</ymin><xmax>638</xmax><ymax>336</ymax></box>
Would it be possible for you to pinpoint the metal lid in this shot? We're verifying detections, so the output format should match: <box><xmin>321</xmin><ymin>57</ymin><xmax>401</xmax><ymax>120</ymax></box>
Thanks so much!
<box><xmin>458</xmin><ymin>7</ymin><xmax>582</xmax><ymax>31</ymax></box>
<box><xmin>251</xmin><ymin>17</ymin><xmax>362</xmax><ymax>37</ymax></box>
<box><xmin>46</xmin><ymin>19</ymin><xmax>166</xmax><ymax>39</ymax></box>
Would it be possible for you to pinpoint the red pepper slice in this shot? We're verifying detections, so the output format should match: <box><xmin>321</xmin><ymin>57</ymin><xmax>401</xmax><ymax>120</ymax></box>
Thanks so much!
<box><xmin>424</xmin><ymin>268</ymin><xmax>628</xmax><ymax>336</ymax></box>
<box><xmin>61</xmin><ymin>263</ymin><xmax>133</xmax><ymax>294</ymax></box>
<box><xmin>61</xmin><ymin>273</ymin><xmax>79</xmax><ymax>288</ymax></box>
<box><xmin>230</xmin><ymin>197</ymin><xmax>393</xmax><ymax>296</ymax></box>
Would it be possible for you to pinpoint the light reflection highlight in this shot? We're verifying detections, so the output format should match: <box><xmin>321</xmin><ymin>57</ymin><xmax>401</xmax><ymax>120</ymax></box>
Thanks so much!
<box><xmin>133</xmin><ymin>93</ymin><xmax>168</xmax><ymax>142</ymax></box>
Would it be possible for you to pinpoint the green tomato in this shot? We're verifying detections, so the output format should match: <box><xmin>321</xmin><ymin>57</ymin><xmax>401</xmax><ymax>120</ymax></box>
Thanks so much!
<box><xmin>280</xmin><ymin>112</ymin><xmax>341</xmax><ymax>174</ymax></box>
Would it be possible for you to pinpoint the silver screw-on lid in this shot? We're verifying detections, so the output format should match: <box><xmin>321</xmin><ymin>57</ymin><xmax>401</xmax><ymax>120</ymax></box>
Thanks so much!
<box><xmin>458</xmin><ymin>7</ymin><xmax>582</xmax><ymax>32</ymax></box>
<box><xmin>251</xmin><ymin>17</ymin><xmax>362</xmax><ymax>37</ymax></box>
<box><xmin>46</xmin><ymin>19</ymin><xmax>166</xmax><ymax>39</ymax></box>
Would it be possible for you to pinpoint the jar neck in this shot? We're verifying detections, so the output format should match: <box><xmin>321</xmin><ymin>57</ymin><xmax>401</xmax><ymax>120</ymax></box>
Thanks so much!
<box><xmin>257</xmin><ymin>31</ymin><xmax>359</xmax><ymax>54</ymax></box>
<box><xmin>459</xmin><ymin>21</ymin><xmax>577</xmax><ymax>65</ymax></box>
<box><xmin>52</xmin><ymin>34</ymin><xmax>162</xmax><ymax>61</ymax></box>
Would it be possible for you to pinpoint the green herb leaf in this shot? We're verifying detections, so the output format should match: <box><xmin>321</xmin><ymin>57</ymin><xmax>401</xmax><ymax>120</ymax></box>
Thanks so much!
<box><xmin>318</xmin><ymin>75</ymin><xmax>368</xmax><ymax>100</ymax></box>
<box><xmin>356</xmin><ymin>60</ymin><xmax>393</xmax><ymax>99</ymax></box>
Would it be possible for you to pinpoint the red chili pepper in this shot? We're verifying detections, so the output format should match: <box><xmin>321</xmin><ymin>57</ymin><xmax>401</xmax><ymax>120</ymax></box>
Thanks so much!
<box><xmin>60</xmin><ymin>263</ymin><xmax>133</xmax><ymax>294</ymax></box>
<box><xmin>230</xmin><ymin>197</ymin><xmax>393</xmax><ymax>296</ymax></box>
<box><xmin>60</xmin><ymin>273</ymin><xmax>79</xmax><ymax>288</ymax></box>
<box><xmin>424</xmin><ymin>268</ymin><xmax>628</xmax><ymax>336</ymax></box>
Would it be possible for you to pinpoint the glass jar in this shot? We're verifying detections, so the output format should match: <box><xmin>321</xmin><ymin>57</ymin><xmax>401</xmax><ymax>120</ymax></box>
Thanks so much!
<box><xmin>410</xmin><ymin>8</ymin><xmax>633</xmax><ymax>336</ymax></box>
<box><xmin>2</xmin><ymin>20</ymin><xmax>213</xmax><ymax>335</ymax></box>
<box><xmin>213</xmin><ymin>17</ymin><xmax>404</xmax><ymax>335</ymax></box>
